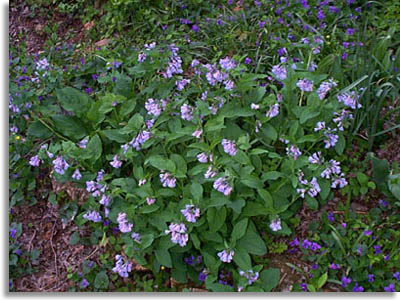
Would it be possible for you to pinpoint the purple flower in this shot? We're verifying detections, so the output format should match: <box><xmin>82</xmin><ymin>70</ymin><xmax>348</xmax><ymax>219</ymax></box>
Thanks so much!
<box><xmin>219</xmin><ymin>57</ymin><xmax>236</xmax><ymax>71</ymax></box>
<box><xmin>393</xmin><ymin>272</ymin><xmax>400</xmax><ymax>281</ymax></box>
<box><xmin>329</xmin><ymin>263</ymin><xmax>340</xmax><ymax>270</ymax></box>
<box><xmin>10</xmin><ymin>228</ymin><xmax>17</xmax><ymax>239</ymax></box>
<box><xmin>83</xmin><ymin>210</ymin><xmax>102</xmax><ymax>222</ymax></box>
<box><xmin>269</xmin><ymin>218</ymin><xmax>282</xmax><ymax>231</ymax></box>
<box><xmin>341</xmin><ymin>276</ymin><xmax>352</xmax><ymax>287</ymax></box>
<box><xmin>300</xmin><ymin>283</ymin><xmax>308</xmax><ymax>291</ymax></box>
<box><xmin>266</xmin><ymin>103</ymin><xmax>280</xmax><ymax>118</ymax></box>
<box><xmin>323</xmin><ymin>132</ymin><xmax>339</xmax><ymax>149</ymax></box>
<box><xmin>181</xmin><ymin>205</ymin><xmax>200</xmax><ymax>223</ymax></box>
<box><xmin>165</xmin><ymin>223</ymin><xmax>188</xmax><ymax>247</ymax></box>
<box><xmin>271</xmin><ymin>65</ymin><xmax>287</xmax><ymax>80</ymax></box>
<box><xmin>181</xmin><ymin>104</ymin><xmax>194</xmax><ymax>121</ymax></box>
<box><xmin>337</xmin><ymin>92</ymin><xmax>361</xmax><ymax>109</ymax></box>
<box><xmin>205</xmin><ymin>165</ymin><xmax>217</xmax><ymax>179</ymax></box>
<box><xmin>110</xmin><ymin>155</ymin><xmax>122</xmax><ymax>168</ymax></box>
<box><xmin>80</xmin><ymin>278</ymin><xmax>89</xmax><ymax>288</ymax></box>
<box><xmin>100</xmin><ymin>194</ymin><xmax>111</xmax><ymax>206</ymax></box>
<box><xmin>379</xmin><ymin>199</ymin><xmax>389</xmax><ymax>207</ymax></box>
<box><xmin>217</xmin><ymin>250</ymin><xmax>234</xmax><ymax>263</ymax></box>
<box><xmin>317</xmin><ymin>79</ymin><xmax>337</xmax><ymax>100</ymax></box>
<box><xmin>191</xmin><ymin>24</ymin><xmax>199</xmax><ymax>32</ymax></box>
<box><xmin>92</xmin><ymin>74</ymin><xmax>99</xmax><ymax>81</ymax></box>
<box><xmin>302</xmin><ymin>239</ymin><xmax>312</xmax><ymax>249</ymax></box>
<box><xmin>297</xmin><ymin>78</ymin><xmax>314</xmax><ymax>92</ymax></box>
<box><xmin>197</xmin><ymin>152</ymin><xmax>208</xmax><ymax>163</ymax></box>
<box><xmin>29</xmin><ymin>155</ymin><xmax>41</xmax><ymax>167</ymax></box>
<box><xmin>146</xmin><ymin>197</ymin><xmax>156</xmax><ymax>205</ymax></box>
<box><xmin>145</xmin><ymin>98</ymin><xmax>162</xmax><ymax>117</ymax></box>
<box><xmin>159</xmin><ymin>172</ymin><xmax>176</xmax><ymax>188</ymax></box>
<box><xmin>117</xmin><ymin>212</ymin><xmax>133</xmax><ymax>233</ymax></box>
<box><xmin>239</xmin><ymin>270</ymin><xmax>259</xmax><ymax>285</ymax></box>
<box><xmin>286</xmin><ymin>144</ymin><xmax>302</xmax><ymax>160</ymax></box>
<box><xmin>290</xmin><ymin>238</ymin><xmax>299</xmax><ymax>247</ymax></box>
<box><xmin>367</xmin><ymin>274</ymin><xmax>375</xmax><ymax>283</ymax></box>
<box><xmin>199</xmin><ymin>270</ymin><xmax>208</xmax><ymax>282</ymax></box>
<box><xmin>72</xmin><ymin>169</ymin><xmax>82</xmax><ymax>180</ymax></box>
<box><xmin>373</xmin><ymin>245</ymin><xmax>382</xmax><ymax>255</ymax></box>
<box><xmin>176</xmin><ymin>79</ymin><xmax>191</xmax><ymax>91</ymax></box>
<box><xmin>384</xmin><ymin>283</ymin><xmax>395</xmax><ymax>292</ymax></box>
<box><xmin>310</xmin><ymin>242</ymin><xmax>321</xmax><ymax>251</ymax></box>
<box><xmin>346</xmin><ymin>28</ymin><xmax>355</xmax><ymax>35</ymax></box>
<box><xmin>221</xmin><ymin>139</ymin><xmax>237</xmax><ymax>156</ymax></box>
<box><xmin>192</xmin><ymin>129</ymin><xmax>202</xmax><ymax>139</ymax></box>
<box><xmin>129</xmin><ymin>130</ymin><xmax>151</xmax><ymax>151</ymax></box>
<box><xmin>363</xmin><ymin>230</ymin><xmax>372</xmax><ymax>236</ymax></box>
<box><xmin>52</xmin><ymin>156</ymin><xmax>69</xmax><ymax>174</ymax></box>
<box><xmin>131</xmin><ymin>232</ymin><xmax>141</xmax><ymax>243</ymax></box>
<box><xmin>213</xmin><ymin>177</ymin><xmax>233</xmax><ymax>196</ymax></box>
<box><xmin>244</xmin><ymin>57</ymin><xmax>252</xmax><ymax>65</ymax></box>
<box><xmin>352</xmin><ymin>283</ymin><xmax>364</xmax><ymax>292</ymax></box>
<box><xmin>112</xmin><ymin>255</ymin><xmax>132</xmax><ymax>278</ymax></box>
<box><xmin>224</xmin><ymin>80</ymin><xmax>234</xmax><ymax>90</ymax></box>
<box><xmin>328</xmin><ymin>212</ymin><xmax>335</xmax><ymax>222</ymax></box>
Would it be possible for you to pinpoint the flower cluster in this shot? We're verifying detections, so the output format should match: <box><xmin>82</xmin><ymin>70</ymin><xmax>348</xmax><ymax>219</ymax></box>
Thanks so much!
<box><xmin>213</xmin><ymin>177</ymin><xmax>233</xmax><ymax>196</ymax></box>
<box><xmin>52</xmin><ymin>156</ymin><xmax>69</xmax><ymax>175</ymax></box>
<box><xmin>221</xmin><ymin>139</ymin><xmax>237</xmax><ymax>156</ymax></box>
<box><xmin>296</xmin><ymin>172</ymin><xmax>321</xmax><ymax>198</ymax></box>
<box><xmin>159</xmin><ymin>171</ymin><xmax>176</xmax><ymax>188</ymax></box>
<box><xmin>165</xmin><ymin>223</ymin><xmax>188</xmax><ymax>247</ymax></box>
<box><xmin>83</xmin><ymin>210</ymin><xmax>102</xmax><ymax>223</ymax></box>
<box><xmin>217</xmin><ymin>249</ymin><xmax>234</xmax><ymax>263</ymax></box>
<box><xmin>239</xmin><ymin>270</ymin><xmax>259</xmax><ymax>285</ymax></box>
<box><xmin>117</xmin><ymin>212</ymin><xmax>133</xmax><ymax>233</ymax></box>
<box><xmin>112</xmin><ymin>255</ymin><xmax>132</xmax><ymax>278</ymax></box>
<box><xmin>180</xmin><ymin>205</ymin><xmax>200</xmax><ymax>223</ymax></box>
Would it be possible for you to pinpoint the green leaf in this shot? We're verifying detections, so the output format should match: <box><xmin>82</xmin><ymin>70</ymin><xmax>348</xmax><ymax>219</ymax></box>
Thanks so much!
<box><xmin>81</xmin><ymin>134</ymin><xmax>102</xmax><ymax>161</ymax></box>
<box><xmin>207</xmin><ymin>207</ymin><xmax>226</xmax><ymax>232</ymax></box>
<box><xmin>369</xmin><ymin>153</ymin><xmax>389</xmax><ymax>185</ymax></box>
<box><xmin>237</xmin><ymin>229</ymin><xmax>267</xmax><ymax>255</ymax></box>
<box><xmin>257</xmin><ymin>189</ymin><xmax>274</xmax><ymax>211</ymax></box>
<box><xmin>262</xmin><ymin>171</ymin><xmax>283</xmax><ymax>181</ymax></box>
<box><xmin>27</xmin><ymin>121</ymin><xmax>53</xmax><ymax>139</ymax></box>
<box><xmin>232</xmin><ymin>247</ymin><xmax>251</xmax><ymax>270</ymax></box>
<box><xmin>51</xmin><ymin>115</ymin><xmax>87</xmax><ymax>140</ymax></box>
<box><xmin>231</xmin><ymin>218</ymin><xmax>248</xmax><ymax>241</ymax></box>
<box><xmin>190</xmin><ymin>182</ymin><xmax>203</xmax><ymax>202</ymax></box>
<box><xmin>102</xmin><ymin>129</ymin><xmax>128</xmax><ymax>143</ymax></box>
<box><xmin>318</xmin><ymin>178</ymin><xmax>331</xmax><ymax>201</ymax></box>
<box><xmin>94</xmin><ymin>271</ymin><xmax>109</xmax><ymax>289</ymax></box>
<box><xmin>260</xmin><ymin>268</ymin><xmax>280</xmax><ymax>292</ymax></box>
<box><xmin>69</xmin><ymin>232</ymin><xmax>80</xmax><ymax>245</ymax></box>
<box><xmin>305</xmin><ymin>195</ymin><xmax>319</xmax><ymax>210</ymax></box>
<box><xmin>334</xmin><ymin>134</ymin><xmax>345</xmax><ymax>155</ymax></box>
<box><xmin>155</xmin><ymin>249</ymin><xmax>172</xmax><ymax>268</ymax></box>
<box><xmin>145</xmin><ymin>155</ymin><xmax>175</xmax><ymax>172</ymax></box>
<box><xmin>300</xmin><ymin>107</ymin><xmax>320</xmax><ymax>124</ymax></box>
<box><xmin>140</xmin><ymin>234</ymin><xmax>154</xmax><ymax>249</ymax></box>
<box><xmin>241</xmin><ymin>175</ymin><xmax>263</xmax><ymax>189</ymax></box>
<box><xmin>170</xmin><ymin>153</ymin><xmax>187</xmax><ymax>175</ymax></box>
<box><xmin>261</xmin><ymin>124</ymin><xmax>277</xmax><ymax>141</ymax></box>
<box><xmin>56</xmin><ymin>87</ymin><xmax>92</xmax><ymax>116</ymax></box>
<box><xmin>316</xmin><ymin>272</ymin><xmax>328</xmax><ymax>289</ymax></box>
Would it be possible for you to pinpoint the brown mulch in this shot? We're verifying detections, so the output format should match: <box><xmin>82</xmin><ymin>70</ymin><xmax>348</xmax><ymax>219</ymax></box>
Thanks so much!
<box><xmin>9</xmin><ymin>1</ymin><xmax>86</xmax><ymax>54</ymax></box>
<box><xmin>11</xmin><ymin>198</ymin><xmax>99</xmax><ymax>292</ymax></box>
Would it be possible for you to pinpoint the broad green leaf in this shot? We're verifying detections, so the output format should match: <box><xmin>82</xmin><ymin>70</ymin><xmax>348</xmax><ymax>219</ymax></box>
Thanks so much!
<box><xmin>155</xmin><ymin>249</ymin><xmax>172</xmax><ymax>268</ymax></box>
<box><xmin>94</xmin><ymin>271</ymin><xmax>109</xmax><ymax>289</ymax></box>
<box><xmin>237</xmin><ymin>229</ymin><xmax>267</xmax><ymax>255</ymax></box>
<box><xmin>56</xmin><ymin>87</ymin><xmax>92</xmax><ymax>116</ymax></box>
<box><xmin>26</xmin><ymin>121</ymin><xmax>53</xmax><ymax>139</ymax></box>
<box><xmin>190</xmin><ymin>182</ymin><xmax>203</xmax><ymax>202</ymax></box>
<box><xmin>102</xmin><ymin>129</ymin><xmax>128</xmax><ymax>143</ymax></box>
<box><xmin>232</xmin><ymin>247</ymin><xmax>251</xmax><ymax>270</ymax></box>
<box><xmin>51</xmin><ymin>115</ymin><xmax>87</xmax><ymax>140</ymax></box>
<box><xmin>207</xmin><ymin>206</ymin><xmax>226</xmax><ymax>232</ymax></box>
<box><xmin>231</xmin><ymin>218</ymin><xmax>248</xmax><ymax>241</ymax></box>
<box><xmin>260</xmin><ymin>268</ymin><xmax>280</xmax><ymax>292</ymax></box>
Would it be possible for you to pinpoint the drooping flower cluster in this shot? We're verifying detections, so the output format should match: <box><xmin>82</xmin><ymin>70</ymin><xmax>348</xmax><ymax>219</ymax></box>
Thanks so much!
<box><xmin>205</xmin><ymin>165</ymin><xmax>217</xmax><ymax>178</ymax></box>
<box><xmin>83</xmin><ymin>210</ymin><xmax>102</xmax><ymax>222</ymax></box>
<box><xmin>164</xmin><ymin>43</ymin><xmax>183</xmax><ymax>78</ymax></box>
<box><xmin>271</xmin><ymin>65</ymin><xmax>287</xmax><ymax>80</ymax></box>
<box><xmin>181</xmin><ymin>205</ymin><xmax>200</xmax><ymax>223</ymax></box>
<box><xmin>110</xmin><ymin>155</ymin><xmax>122</xmax><ymax>168</ymax></box>
<box><xmin>221</xmin><ymin>139</ymin><xmax>237</xmax><ymax>156</ymax></box>
<box><xmin>52</xmin><ymin>156</ymin><xmax>69</xmax><ymax>175</ymax></box>
<box><xmin>297</xmin><ymin>78</ymin><xmax>314</xmax><ymax>92</ymax></box>
<box><xmin>131</xmin><ymin>232</ymin><xmax>142</xmax><ymax>243</ymax></box>
<box><xmin>146</xmin><ymin>197</ymin><xmax>156</xmax><ymax>205</ymax></box>
<box><xmin>145</xmin><ymin>98</ymin><xmax>162</xmax><ymax>117</ymax></box>
<box><xmin>29</xmin><ymin>155</ymin><xmax>41</xmax><ymax>167</ymax></box>
<box><xmin>217</xmin><ymin>249</ymin><xmax>234</xmax><ymax>263</ymax></box>
<box><xmin>122</xmin><ymin>130</ymin><xmax>151</xmax><ymax>153</ymax></box>
<box><xmin>239</xmin><ymin>270</ymin><xmax>259</xmax><ymax>285</ymax></box>
<box><xmin>86</xmin><ymin>174</ymin><xmax>107</xmax><ymax>198</ymax></box>
<box><xmin>266</xmin><ymin>103</ymin><xmax>280</xmax><ymax>118</ymax></box>
<box><xmin>219</xmin><ymin>56</ymin><xmax>236</xmax><ymax>70</ymax></box>
<box><xmin>117</xmin><ymin>212</ymin><xmax>133</xmax><ymax>233</ymax></box>
<box><xmin>112</xmin><ymin>255</ymin><xmax>132</xmax><ymax>278</ymax></box>
<box><xmin>337</xmin><ymin>91</ymin><xmax>361</xmax><ymax>109</ymax></box>
<box><xmin>296</xmin><ymin>172</ymin><xmax>321</xmax><ymax>198</ymax></box>
<box><xmin>317</xmin><ymin>79</ymin><xmax>337</xmax><ymax>100</ymax></box>
<box><xmin>72</xmin><ymin>169</ymin><xmax>82</xmax><ymax>180</ymax></box>
<box><xmin>176</xmin><ymin>79</ymin><xmax>190</xmax><ymax>91</ymax></box>
<box><xmin>180</xmin><ymin>104</ymin><xmax>194</xmax><ymax>121</ymax></box>
<box><xmin>165</xmin><ymin>223</ymin><xmax>188</xmax><ymax>247</ymax></box>
<box><xmin>159</xmin><ymin>171</ymin><xmax>176</xmax><ymax>188</ymax></box>
<box><xmin>285</xmin><ymin>144</ymin><xmax>302</xmax><ymax>160</ymax></box>
<box><xmin>213</xmin><ymin>177</ymin><xmax>233</xmax><ymax>196</ymax></box>
<box><xmin>269</xmin><ymin>217</ymin><xmax>282</xmax><ymax>231</ymax></box>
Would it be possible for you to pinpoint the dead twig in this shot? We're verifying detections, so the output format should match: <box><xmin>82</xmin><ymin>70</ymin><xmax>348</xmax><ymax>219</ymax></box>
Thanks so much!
<box><xmin>50</xmin><ymin>221</ymin><xmax>58</xmax><ymax>278</ymax></box>
<box><xmin>28</xmin><ymin>230</ymin><xmax>37</xmax><ymax>251</ymax></box>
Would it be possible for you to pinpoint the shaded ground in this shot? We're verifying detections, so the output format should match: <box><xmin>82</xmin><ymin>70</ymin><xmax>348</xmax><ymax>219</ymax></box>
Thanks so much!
<box><xmin>11</xmin><ymin>198</ymin><xmax>99</xmax><ymax>292</ymax></box>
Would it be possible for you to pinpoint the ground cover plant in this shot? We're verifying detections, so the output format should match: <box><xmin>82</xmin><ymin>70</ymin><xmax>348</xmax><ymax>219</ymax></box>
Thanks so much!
<box><xmin>9</xmin><ymin>0</ymin><xmax>400</xmax><ymax>292</ymax></box>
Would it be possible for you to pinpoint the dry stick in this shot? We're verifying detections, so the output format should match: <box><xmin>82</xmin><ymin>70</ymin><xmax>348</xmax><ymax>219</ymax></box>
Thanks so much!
<box><xmin>278</xmin><ymin>272</ymin><xmax>287</xmax><ymax>289</ymax></box>
<box><xmin>28</xmin><ymin>230</ymin><xmax>37</xmax><ymax>251</ymax></box>
<box><xmin>50</xmin><ymin>221</ymin><xmax>58</xmax><ymax>278</ymax></box>
<box><xmin>84</xmin><ymin>246</ymin><xmax>99</xmax><ymax>261</ymax></box>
